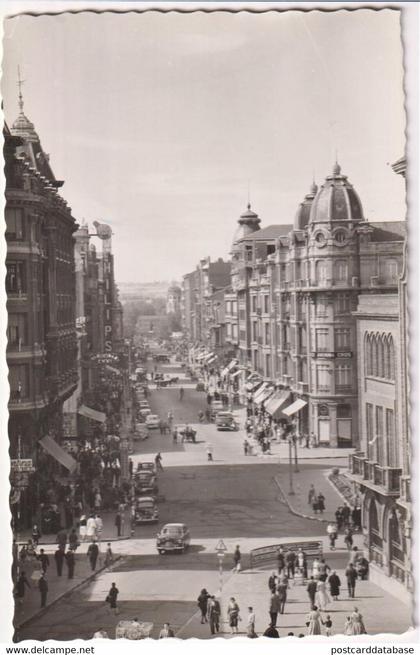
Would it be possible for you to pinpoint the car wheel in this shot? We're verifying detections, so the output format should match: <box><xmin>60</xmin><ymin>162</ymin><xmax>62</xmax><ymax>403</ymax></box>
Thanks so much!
<box><xmin>158</xmin><ymin>549</ymin><xmax>165</xmax><ymax>555</ymax></box>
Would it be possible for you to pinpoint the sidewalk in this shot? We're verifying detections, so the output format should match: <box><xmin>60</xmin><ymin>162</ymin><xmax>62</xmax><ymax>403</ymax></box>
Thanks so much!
<box><xmin>14</xmin><ymin>550</ymin><xmax>121</xmax><ymax>628</ymax></box>
<box><xmin>177</xmin><ymin>561</ymin><xmax>412</xmax><ymax>638</ymax></box>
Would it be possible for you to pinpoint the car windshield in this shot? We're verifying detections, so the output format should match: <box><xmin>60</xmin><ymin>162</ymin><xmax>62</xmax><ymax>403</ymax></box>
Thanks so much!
<box><xmin>162</xmin><ymin>527</ymin><xmax>182</xmax><ymax>536</ymax></box>
<box><xmin>137</xmin><ymin>501</ymin><xmax>154</xmax><ymax>508</ymax></box>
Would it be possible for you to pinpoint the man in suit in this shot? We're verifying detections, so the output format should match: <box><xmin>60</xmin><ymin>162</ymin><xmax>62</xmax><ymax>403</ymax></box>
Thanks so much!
<box><xmin>54</xmin><ymin>548</ymin><xmax>64</xmax><ymax>577</ymax></box>
<box><xmin>345</xmin><ymin>563</ymin><xmax>358</xmax><ymax>598</ymax></box>
<box><xmin>87</xmin><ymin>541</ymin><xmax>99</xmax><ymax>571</ymax></box>
<box><xmin>269</xmin><ymin>591</ymin><xmax>281</xmax><ymax>627</ymax></box>
<box><xmin>307</xmin><ymin>576</ymin><xmax>318</xmax><ymax>609</ymax></box>
<box><xmin>38</xmin><ymin>573</ymin><xmax>48</xmax><ymax>608</ymax></box>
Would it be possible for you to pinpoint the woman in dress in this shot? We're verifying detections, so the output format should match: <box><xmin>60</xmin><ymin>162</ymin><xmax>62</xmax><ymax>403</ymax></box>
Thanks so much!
<box><xmin>227</xmin><ymin>597</ymin><xmax>240</xmax><ymax>635</ymax></box>
<box><xmin>312</xmin><ymin>557</ymin><xmax>321</xmax><ymax>580</ymax></box>
<box><xmin>350</xmin><ymin>607</ymin><xmax>366</xmax><ymax>635</ymax></box>
<box><xmin>197</xmin><ymin>589</ymin><xmax>210</xmax><ymax>624</ymax></box>
<box><xmin>315</xmin><ymin>579</ymin><xmax>331</xmax><ymax>610</ymax></box>
<box><xmin>306</xmin><ymin>606</ymin><xmax>322</xmax><ymax>635</ymax></box>
<box><xmin>344</xmin><ymin>616</ymin><xmax>353</xmax><ymax>635</ymax></box>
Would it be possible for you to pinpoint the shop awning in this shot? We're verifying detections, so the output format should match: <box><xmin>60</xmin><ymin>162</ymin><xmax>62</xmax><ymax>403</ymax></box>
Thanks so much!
<box><xmin>207</xmin><ymin>356</ymin><xmax>217</xmax><ymax>364</ymax></box>
<box><xmin>255</xmin><ymin>387</ymin><xmax>274</xmax><ymax>406</ymax></box>
<box><xmin>246</xmin><ymin>379</ymin><xmax>263</xmax><ymax>392</ymax></box>
<box><xmin>230</xmin><ymin>369</ymin><xmax>242</xmax><ymax>379</ymax></box>
<box><xmin>105</xmin><ymin>365</ymin><xmax>121</xmax><ymax>375</ymax></box>
<box><xmin>266</xmin><ymin>391</ymin><xmax>291</xmax><ymax>417</ymax></box>
<box><xmin>282</xmin><ymin>398</ymin><xmax>308</xmax><ymax>416</ymax></box>
<box><xmin>204</xmin><ymin>352</ymin><xmax>215</xmax><ymax>361</ymax></box>
<box><xmin>40</xmin><ymin>435</ymin><xmax>78</xmax><ymax>473</ymax></box>
<box><xmin>222</xmin><ymin>359</ymin><xmax>238</xmax><ymax>376</ymax></box>
<box><xmin>253</xmin><ymin>382</ymin><xmax>268</xmax><ymax>402</ymax></box>
<box><xmin>78</xmin><ymin>404</ymin><xmax>106</xmax><ymax>423</ymax></box>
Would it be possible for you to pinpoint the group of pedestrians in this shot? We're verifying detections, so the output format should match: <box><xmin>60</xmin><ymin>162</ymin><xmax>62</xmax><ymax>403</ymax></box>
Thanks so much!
<box><xmin>197</xmin><ymin>589</ymin><xmax>222</xmax><ymax>635</ymax></box>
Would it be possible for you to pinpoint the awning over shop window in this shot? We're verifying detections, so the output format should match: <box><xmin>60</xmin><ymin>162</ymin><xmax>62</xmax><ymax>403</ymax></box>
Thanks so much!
<box><xmin>253</xmin><ymin>382</ymin><xmax>268</xmax><ymax>402</ymax></box>
<box><xmin>78</xmin><ymin>404</ymin><xmax>106</xmax><ymax>423</ymax></box>
<box><xmin>255</xmin><ymin>387</ymin><xmax>274</xmax><ymax>406</ymax></box>
<box><xmin>282</xmin><ymin>398</ymin><xmax>308</xmax><ymax>416</ymax></box>
<box><xmin>204</xmin><ymin>352</ymin><xmax>215</xmax><ymax>361</ymax></box>
<box><xmin>222</xmin><ymin>359</ymin><xmax>238</xmax><ymax>376</ymax></box>
<box><xmin>230</xmin><ymin>369</ymin><xmax>242</xmax><ymax>379</ymax></box>
<box><xmin>207</xmin><ymin>356</ymin><xmax>217</xmax><ymax>364</ymax></box>
<box><xmin>246</xmin><ymin>379</ymin><xmax>263</xmax><ymax>392</ymax></box>
<box><xmin>266</xmin><ymin>391</ymin><xmax>291</xmax><ymax>417</ymax></box>
<box><xmin>40</xmin><ymin>435</ymin><xmax>78</xmax><ymax>473</ymax></box>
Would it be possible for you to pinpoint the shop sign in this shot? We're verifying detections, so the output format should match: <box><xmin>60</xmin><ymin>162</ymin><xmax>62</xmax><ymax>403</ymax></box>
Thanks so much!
<box><xmin>11</xmin><ymin>459</ymin><xmax>35</xmax><ymax>472</ymax></box>
<box><xmin>336</xmin><ymin>351</ymin><xmax>352</xmax><ymax>358</ymax></box>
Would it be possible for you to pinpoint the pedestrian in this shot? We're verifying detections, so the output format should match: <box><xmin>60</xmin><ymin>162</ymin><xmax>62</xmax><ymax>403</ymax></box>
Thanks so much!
<box><xmin>155</xmin><ymin>452</ymin><xmax>164</xmax><ymax>471</ymax></box>
<box><xmin>94</xmin><ymin>489</ymin><xmax>102</xmax><ymax>512</ymax></box>
<box><xmin>342</xmin><ymin>503</ymin><xmax>351</xmax><ymax>527</ymax></box>
<box><xmin>327</xmin><ymin>522</ymin><xmax>338</xmax><ymax>550</ymax></box>
<box><xmin>179</xmin><ymin>387</ymin><xmax>184</xmax><ymax>401</ymax></box>
<box><xmin>197</xmin><ymin>588</ymin><xmax>210</xmax><ymax>623</ymax></box>
<box><xmin>317</xmin><ymin>492</ymin><xmax>326</xmax><ymax>513</ymax></box>
<box><xmin>350</xmin><ymin>607</ymin><xmax>366</xmax><ymax>634</ymax></box>
<box><xmin>318</xmin><ymin>558</ymin><xmax>331</xmax><ymax>581</ymax></box>
<box><xmin>277</xmin><ymin>546</ymin><xmax>285</xmax><ymax>574</ymax></box>
<box><xmin>345</xmin><ymin>563</ymin><xmax>358</xmax><ymax>598</ymax></box>
<box><xmin>285</xmin><ymin>548</ymin><xmax>296</xmax><ymax>579</ymax></box>
<box><xmin>56</xmin><ymin>528</ymin><xmax>67</xmax><ymax>552</ymax></box>
<box><xmin>277</xmin><ymin>577</ymin><xmax>288</xmax><ymax>614</ymax></box>
<box><xmin>328</xmin><ymin>570</ymin><xmax>341</xmax><ymax>600</ymax></box>
<box><xmin>263</xmin><ymin>624</ymin><xmax>279</xmax><ymax>638</ymax></box>
<box><xmin>15</xmin><ymin>571</ymin><xmax>30</xmax><ymax>606</ymax></box>
<box><xmin>79</xmin><ymin>514</ymin><xmax>87</xmax><ymax>542</ymax></box>
<box><xmin>38</xmin><ymin>573</ymin><xmax>48</xmax><ymax>609</ymax></box>
<box><xmin>172</xmin><ymin>427</ymin><xmax>178</xmax><ymax>443</ymax></box>
<box><xmin>69</xmin><ymin>528</ymin><xmax>80</xmax><ymax>551</ymax></box>
<box><xmin>312</xmin><ymin>556</ymin><xmax>321</xmax><ymax>579</ymax></box>
<box><xmin>86</xmin><ymin>515</ymin><xmax>97</xmax><ymax>540</ymax></box>
<box><xmin>243</xmin><ymin>439</ymin><xmax>249</xmax><ymax>456</ymax></box>
<box><xmin>268</xmin><ymin>571</ymin><xmax>277</xmax><ymax>592</ymax></box>
<box><xmin>306</xmin><ymin>605</ymin><xmax>322</xmax><ymax>635</ymax></box>
<box><xmin>306</xmin><ymin>576</ymin><xmax>318</xmax><ymax>609</ymax></box>
<box><xmin>335</xmin><ymin>506</ymin><xmax>344</xmax><ymax>530</ymax></box>
<box><xmin>37</xmin><ymin>548</ymin><xmax>50</xmax><ymax>574</ymax></box>
<box><xmin>246</xmin><ymin>606</ymin><xmax>256</xmax><ymax>638</ymax></box>
<box><xmin>129</xmin><ymin>457</ymin><xmax>134</xmax><ymax>478</ymax></box>
<box><xmin>106</xmin><ymin>582</ymin><xmax>119</xmax><ymax>615</ymax></box>
<box><xmin>104</xmin><ymin>542</ymin><xmax>114</xmax><ymax>569</ymax></box>
<box><xmin>344</xmin><ymin>616</ymin><xmax>353</xmax><ymax>635</ymax></box>
<box><xmin>32</xmin><ymin>524</ymin><xmax>42</xmax><ymax>546</ymax></box>
<box><xmin>352</xmin><ymin>505</ymin><xmax>362</xmax><ymax>530</ymax></box>
<box><xmin>87</xmin><ymin>541</ymin><xmax>99</xmax><ymax>571</ymax></box>
<box><xmin>323</xmin><ymin>614</ymin><xmax>333</xmax><ymax>636</ymax></box>
<box><xmin>227</xmin><ymin>597</ymin><xmax>240</xmax><ymax>634</ymax></box>
<box><xmin>159</xmin><ymin>622</ymin><xmax>175</xmax><ymax>638</ymax></box>
<box><xmin>206</xmin><ymin>443</ymin><xmax>214</xmax><ymax>462</ymax></box>
<box><xmin>308</xmin><ymin>484</ymin><xmax>316</xmax><ymax>505</ymax></box>
<box><xmin>54</xmin><ymin>548</ymin><xmax>64</xmax><ymax>577</ymax></box>
<box><xmin>315</xmin><ymin>579</ymin><xmax>330</xmax><ymax>610</ymax></box>
<box><xmin>297</xmin><ymin>547</ymin><xmax>308</xmax><ymax>579</ymax></box>
<box><xmin>344</xmin><ymin>527</ymin><xmax>354</xmax><ymax>550</ymax></box>
<box><xmin>269</xmin><ymin>591</ymin><xmax>281</xmax><ymax>627</ymax></box>
<box><xmin>233</xmin><ymin>545</ymin><xmax>241</xmax><ymax>572</ymax></box>
<box><xmin>207</xmin><ymin>595</ymin><xmax>221</xmax><ymax>634</ymax></box>
<box><xmin>65</xmin><ymin>549</ymin><xmax>75</xmax><ymax>579</ymax></box>
<box><xmin>115</xmin><ymin>511</ymin><xmax>122</xmax><ymax>537</ymax></box>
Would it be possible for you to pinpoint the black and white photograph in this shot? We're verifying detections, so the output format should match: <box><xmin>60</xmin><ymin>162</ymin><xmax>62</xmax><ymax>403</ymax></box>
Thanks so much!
<box><xmin>1</xmin><ymin>1</ymin><xmax>418</xmax><ymax>645</ymax></box>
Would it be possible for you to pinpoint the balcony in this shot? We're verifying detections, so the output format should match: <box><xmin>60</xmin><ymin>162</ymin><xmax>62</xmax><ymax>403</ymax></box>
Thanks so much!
<box><xmin>348</xmin><ymin>453</ymin><xmax>402</xmax><ymax>496</ymax></box>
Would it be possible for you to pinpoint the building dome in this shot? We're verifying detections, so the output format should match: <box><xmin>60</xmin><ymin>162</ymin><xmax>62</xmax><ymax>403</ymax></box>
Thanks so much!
<box><xmin>294</xmin><ymin>181</ymin><xmax>318</xmax><ymax>230</ymax></box>
<box><xmin>11</xmin><ymin>110</ymin><xmax>39</xmax><ymax>142</ymax></box>
<box><xmin>231</xmin><ymin>203</ymin><xmax>261</xmax><ymax>247</ymax></box>
<box><xmin>309</xmin><ymin>162</ymin><xmax>364</xmax><ymax>224</ymax></box>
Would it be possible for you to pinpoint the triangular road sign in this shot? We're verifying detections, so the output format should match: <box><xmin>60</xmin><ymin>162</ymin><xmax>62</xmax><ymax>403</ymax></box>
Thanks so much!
<box><xmin>215</xmin><ymin>539</ymin><xmax>227</xmax><ymax>552</ymax></box>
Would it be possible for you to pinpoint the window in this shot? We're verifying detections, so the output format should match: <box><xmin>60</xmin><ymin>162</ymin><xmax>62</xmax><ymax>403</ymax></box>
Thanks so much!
<box><xmin>316</xmin><ymin>328</ymin><xmax>329</xmax><ymax>352</ymax></box>
<box><xmin>376</xmin><ymin>406</ymin><xmax>384</xmax><ymax>465</ymax></box>
<box><xmin>246</xmin><ymin>246</ymin><xmax>253</xmax><ymax>262</ymax></box>
<box><xmin>337</xmin><ymin>404</ymin><xmax>351</xmax><ymax>418</ymax></box>
<box><xmin>335</xmin><ymin>294</ymin><xmax>350</xmax><ymax>314</ymax></box>
<box><xmin>335</xmin><ymin>364</ymin><xmax>351</xmax><ymax>389</ymax></box>
<box><xmin>252</xmin><ymin>321</ymin><xmax>258</xmax><ymax>342</ymax></box>
<box><xmin>251</xmin><ymin>296</ymin><xmax>257</xmax><ymax>313</ymax></box>
<box><xmin>316</xmin><ymin>365</ymin><xmax>331</xmax><ymax>391</ymax></box>
<box><xmin>335</xmin><ymin>328</ymin><xmax>351</xmax><ymax>350</ymax></box>
<box><xmin>265</xmin><ymin>353</ymin><xmax>271</xmax><ymax>377</ymax></box>
<box><xmin>7</xmin><ymin>313</ymin><xmax>27</xmax><ymax>348</ymax></box>
<box><xmin>334</xmin><ymin>229</ymin><xmax>347</xmax><ymax>244</ymax></box>
<box><xmin>366</xmin><ymin>403</ymin><xmax>374</xmax><ymax>444</ymax></box>
<box><xmin>385</xmin><ymin>259</ymin><xmax>398</xmax><ymax>282</ymax></box>
<box><xmin>239</xmin><ymin>329</ymin><xmax>246</xmax><ymax>342</ymax></box>
<box><xmin>386</xmin><ymin>408</ymin><xmax>398</xmax><ymax>467</ymax></box>
<box><xmin>263</xmin><ymin>295</ymin><xmax>269</xmax><ymax>314</ymax></box>
<box><xmin>335</xmin><ymin>259</ymin><xmax>348</xmax><ymax>285</ymax></box>
<box><xmin>264</xmin><ymin>323</ymin><xmax>270</xmax><ymax>346</ymax></box>
<box><xmin>8</xmin><ymin>364</ymin><xmax>29</xmax><ymax>401</ymax></box>
<box><xmin>316</xmin><ymin>296</ymin><xmax>328</xmax><ymax>317</ymax></box>
<box><xmin>366</xmin><ymin>332</ymin><xmax>395</xmax><ymax>380</ymax></box>
<box><xmin>316</xmin><ymin>260</ymin><xmax>328</xmax><ymax>285</ymax></box>
<box><xmin>6</xmin><ymin>262</ymin><xmax>27</xmax><ymax>294</ymax></box>
<box><xmin>5</xmin><ymin>208</ymin><xmax>24</xmax><ymax>240</ymax></box>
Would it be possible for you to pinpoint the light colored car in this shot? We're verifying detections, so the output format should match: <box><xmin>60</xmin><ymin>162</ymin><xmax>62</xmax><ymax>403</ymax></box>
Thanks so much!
<box><xmin>139</xmin><ymin>407</ymin><xmax>152</xmax><ymax>418</ymax></box>
<box><xmin>215</xmin><ymin>411</ymin><xmax>239</xmax><ymax>431</ymax></box>
<box><xmin>145</xmin><ymin>414</ymin><xmax>160</xmax><ymax>429</ymax></box>
<box><xmin>133</xmin><ymin>496</ymin><xmax>159</xmax><ymax>524</ymax></box>
<box><xmin>156</xmin><ymin>523</ymin><xmax>191</xmax><ymax>554</ymax></box>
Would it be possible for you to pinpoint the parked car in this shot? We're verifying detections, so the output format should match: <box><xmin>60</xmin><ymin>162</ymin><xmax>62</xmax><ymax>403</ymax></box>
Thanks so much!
<box><xmin>134</xmin><ymin>470</ymin><xmax>158</xmax><ymax>496</ymax></box>
<box><xmin>156</xmin><ymin>523</ymin><xmax>191</xmax><ymax>554</ymax></box>
<box><xmin>145</xmin><ymin>414</ymin><xmax>160</xmax><ymax>429</ymax></box>
<box><xmin>215</xmin><ymin>411</ymin><xmax>239</xmax><ymax>431</ymax></box>
<box><xmin>137</xmin><ymin>461</ymin><xmax>157</xmax><ymax>474</ymax></box>
<box><xmin>139</xmin><ymin>407</ymin><xmax>152</xmax><ymax>418</ymax></box>
<box><xmin>133</xmin><ymin>424</ymin><xmax>149</xmax><ymax>441</ymax></box>
<box><xmin>133</xmin><ymin>496</ymin><xmax>159</xmax><ymax>524</ymax></box>
<box><xmin>210</xmin><ymin>400</ymin><xmax>224</xmax><ymax>420</ymax></box>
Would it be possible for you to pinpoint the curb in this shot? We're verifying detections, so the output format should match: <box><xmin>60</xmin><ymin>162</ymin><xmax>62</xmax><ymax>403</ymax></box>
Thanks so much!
<box><xmin>15</xmin><ymin>555</ymin><xmax>123</xmax><ymax>631</ymax></box>
<box><xmin>273</xmin><ymin>476</ymin><xmax>329</xmax><ymax>525</ymax></box>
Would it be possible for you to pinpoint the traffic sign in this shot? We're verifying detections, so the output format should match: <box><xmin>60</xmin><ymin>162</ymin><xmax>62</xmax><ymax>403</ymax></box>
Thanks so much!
<box><xmin>215</xmin><ymin>539</ymin><xmax>227</xmax><ymax>552</ymax></box>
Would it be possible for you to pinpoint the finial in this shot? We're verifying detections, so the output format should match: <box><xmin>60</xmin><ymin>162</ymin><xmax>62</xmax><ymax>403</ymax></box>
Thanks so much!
<box><xmin>247</xmin><ymin>179</ymin><xmax>251</xmax><ymax>210</ymax></box>
<box><xmin>17</xmin><ymin>66</ymin><xmax>25</xmax><ymax>113</ymax></box>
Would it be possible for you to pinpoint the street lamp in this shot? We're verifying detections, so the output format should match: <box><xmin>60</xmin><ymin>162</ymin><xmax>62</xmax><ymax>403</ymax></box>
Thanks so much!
<box><xmin>215</xmin><ymin>539</ymin><xmax>227</xmax><ymax>596</ymax></box>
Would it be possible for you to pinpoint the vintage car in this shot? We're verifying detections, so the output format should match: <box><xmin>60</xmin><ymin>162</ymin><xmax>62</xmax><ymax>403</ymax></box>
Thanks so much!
<box><xmin>174</xmin><ymin>424</ymin><xmax>197</xmax><ymax>443</ymax></box>
<box><xmin>145</xmin><ymin>414</ymin><xmax>160</xmax><ymax>429</ymax></box>
<box><xmin>133</xmin><ymin>424</ymin><xmax>149</xmax><ymax>441</ymax></box>
<box><xmin>136</xmin><ymin>460</ymin><xmax>157</xmax><ymax>474</ymax></box>
<box><xmin>134</xmin><ymin>469</ymin><xmax>158</xmax><ymax>495</ymax></box>
<box><xmin>210</xmin><ymin>400</ymin><xmax>224</xmax><ymax>420</ymax></box>
<box><xmin>156</xmin><ymin>523</ymin><xmax>191</xmax><ymax>554</ymax></box>
<box><xmin>133</xmin><ymin>496</ymin><xmax>159</xmax><ymax>524</ymax></box>
<box><xmin>215</xmin><ymin>411</ymin><xmax>239</xmax><ymax>431</ymax></box>
<box><xmin>139</xmin><ymin>407</ymin><xmax>152</xmax><ymax>418</ymax></box>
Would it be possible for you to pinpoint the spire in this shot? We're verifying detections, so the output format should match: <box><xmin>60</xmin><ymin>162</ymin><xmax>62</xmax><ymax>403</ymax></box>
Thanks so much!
<box><xmin>17</xmin><ymin>66</ymin><xmax>25</xmax><ymax>114</ymax></box>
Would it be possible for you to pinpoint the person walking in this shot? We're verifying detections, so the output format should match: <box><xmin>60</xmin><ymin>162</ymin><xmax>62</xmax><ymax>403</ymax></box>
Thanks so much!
<box><xmin>297</xmin><ymin>548</ymin><xmax>308</xmax><ymax>579</ymax></box>
<box><xmin>268</xmin><ymin>571</ymin><xmax>277</xmax><ymax>592</ymax></box>
<box><xmin>56</xmin><ymin>528</ymin><xmax>68</xmax><ymax>553</ymax></box>
<box><xmin>308</xmin><ymin>484</ymin><xmax>316</xmax><ymax>506</ymax></box>
<box><xmin>54</xmin><ymin>548</ymin><xmax>64</xmax><ymax>577</ymax></box>
<box><xmin>285</xmin><ymin>549</ymin><xmax>296</xmax><ymax>579</ymax></box>
<box><xmin>115</xmin><ymin>511</ymin><xmax>122</xmax><ymax>537</ymax></box>
<box><xmin>317</xmin><ymin>492</ymin><xmax>326</xmax><ymax>513</ymax></box>
<box><xmin>208</xmin><ymin>595</ymin><xmax>221</xmax><ymax>635</ymax></box>
<box><xmin>344</xmin><ymin>527</ymin><xmax>354</xmax><ymax>550</ymax></box>
<box><xmin>227</xmin><ymin>597</ymin><xmax>240</xmax><ymax>634</ymax></box>
<box><xmin>38</xmin><ymin>573</ymin><xmax>48</xmax><ymax>609</ymax></box>
<box><xmin>104</xmin><ymin>543</ymin><xmax>114</xmax><ymax>570</ymax></box>
<box><xmin>328</xmin><ymin>570</ymin><xmax>341</xmax><ymax>600</ymax></box>
<box><xmin>32</xmin><ymin>524</ymin><xmax>42</xmax><ymax>546</ymax></box>
<box><xmin>106</xmin><ymin>582</ymin><xmax>119</xmax><ymax>615</ymax></box>
<box><xmin>307</xmin><ymin>576</ymin><xmax>318</xmax><ymax>609</ymax></box>
<box><xmin>323</xmin><ymin>614</ymin><xmax>333</xmax><ymax>636</ymax></box>
<box><xmin>37</xmin><ymin>548</ymin><xmax>50</xmax><ymax>574</ymax></box>
<box><xmin>344</xmin><ymin>616</ymin><xmax>353</xmax><ymax>635</ymax></box>
<box><xmin>345</xmin><ymin>563</ymin><xmax>358</xmax><ymax>598</ymax></box>
<box><xmin>86</xmin><ymin>515</ymin><xmax>97</xmax><ymax>541</ymax></box>
<box><xmin>155</xmin><ymin>452</ymin><xmax>164</xmax><ymax>471</ymax></box>
<box><xmin>350</xmin><ymin>607</ymin><xmax>366</xmax><ymax>634</ymax></box>
<box><xmin>318</xmin><ymin>558</ymin><xmax>331</xmax><ymax>582</ymax></box>
<box><xmin>179</xmin><ymin>387</ymin><xmax>184</xmax><ymax>401</ymax></box>
<box><xmin>159</xmin><ymin>622</ymin><xmax>175</xmax><ymax>638</ymax></box>
<box><xmin>233</xmin><ymin>545</ymin><xmax>241</xmax><ymax>572</ymax></box>
<box><xmin>15</xmin><ymin>571</ymin><xmax>30</xmax><ymax>606</ymax></box>
<box><xmin>79</xmin><ymin>514</ymin><xmax>87</xmax><ymax>542</ymax></box>
<box><xmin>246</xmin><ymin>607</ymin><xmax>256</xmax><ymax>638</ymax></box>
<box><xmin>277</xmin><ymin>547</ymin><xmax>285</xmax><ymax>574</ymax></box>
<box><xmin>243</xmin><ymin>439</ymin><xmax>249</xmax><ymax>456</ymax></box>
<box><xmin>277</xmin><ymin>577</ymin><xmax>288</xmax><ymax>614</ymax></box>
<box><xmin>269</xmin><ymin>591</ymin><xmax>281</xmax><ymax>627</ymax></box>
<box><xmin>306</xmin><ymin>605</ymin><xmax>322</xmax><ymax>635</ymax></box>
<box><xmin>69</xmin><ymin>528</ymin><xmax>79</xmax><ymax>551</ymax></box>
<box><xmin>87</xmin><ymin>541</ymin><xmax>99</xmax><ymax>571</ymax></box>
<box><xmin>315</xmin><ymin>579</ymin><xmax>331</xmax><ymax>610</ymax></box>
<box><xmin>65</xmin><ymin>549</ymin><xmax>75</xmax><ymax>579</ymax></box>
<box><xmin>197</xmin><ymin>588</ymin><xmax>210</xmax><ymax>623</ymax></box>
<box><xmin>327</xmin><ymin>522</ymin><xmax>338</xmax><ymax>550</ymax></box>
<box><xmin>342</xmin><ymin>503</ymin><xmax>351</xmax><ymax>527</ymax></box>
<box><xmin>94</xmin><ymin>516</ymin><xmax>103</xmax><ymax>542</ymax></box>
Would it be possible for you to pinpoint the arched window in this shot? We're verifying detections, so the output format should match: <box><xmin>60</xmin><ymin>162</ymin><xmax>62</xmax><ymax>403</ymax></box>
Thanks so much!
<box><xmin>388</xmin><ymin>336</ymin><xmax>395</xmax><ymax>380</ymax></box>
<box><xmin>365</xmin><ymin>333</ymin><xmax>371</xmax><ymax>376</ymax></box>
<box><xmin>335</xmin><ymin>259</ymin><xmax>348</xmax><ymax>285</ymax></box>
<box><xmin>373</xmin><ymin>334</ymin><xmax>379</xmax><ymax>377</ymax></box>
<box><xmin>316</xmin><ymin>260</ymin><xmax>328</xmax><ymax>286</ymax></box>
<box><xmin>378</xmin><ymin>334</ymin><xmax>385</xmax><ymax>378</ymax></box>
<box><xmin>389</xmin><ymin>510</ymin><xmax>404</xmax><ymax>565</ymax></box>
<box><xmin>369</xmin><ymin>500</ymin><xmax>382</xmax><ymax>548</ymax></box>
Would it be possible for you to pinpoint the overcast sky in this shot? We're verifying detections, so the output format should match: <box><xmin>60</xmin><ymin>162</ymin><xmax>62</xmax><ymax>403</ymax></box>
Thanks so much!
<box><xmin>2</xmin><ymin>9</ymin><xmax>406</xmax><ymax>284</ymax></box>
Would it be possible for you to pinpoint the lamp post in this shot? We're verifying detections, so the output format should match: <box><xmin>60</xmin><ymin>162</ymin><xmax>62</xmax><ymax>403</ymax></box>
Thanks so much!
<box><xmin>215</xmin><ymin>539</ymin><xmax>227</xmax><ymax>597</ymax></box>
<box><xmin>288</xmin><ymin>436</ymin><xmax>295</xmax><ymax>495</ymax></box>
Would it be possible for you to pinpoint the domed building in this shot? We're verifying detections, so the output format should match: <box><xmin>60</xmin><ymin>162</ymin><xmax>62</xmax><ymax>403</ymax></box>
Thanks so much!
<box><xmin>294</xmin><ymin>181</ymin><xmax>318</xmax><ymax>231</ymax></box>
